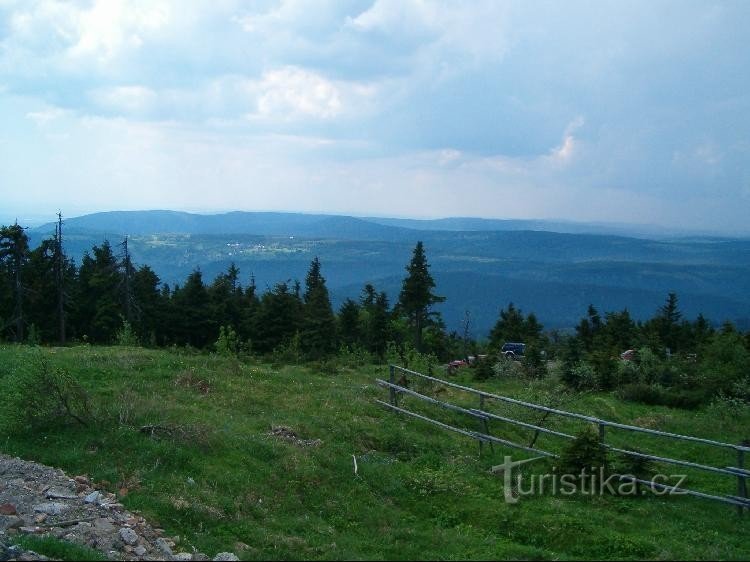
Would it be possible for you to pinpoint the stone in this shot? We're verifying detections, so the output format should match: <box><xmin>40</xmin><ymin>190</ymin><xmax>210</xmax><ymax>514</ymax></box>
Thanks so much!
<box><xmin>118</xmin><ymin>527</ymin><xmax>139</xmax><ymax>545</ymax></box>
<box><xmin>133</xmin><ymin>545</ymin><xmax>147</xmax><ymax>556</ymax></box>
<box><xmin>213</xmin><ymin>553</ymin><xmax>239</xmax><ymax>561</ymax></box>
<box><xmin>74</xmin><ymin>475</ymin><xmax>90</xmax><ymax>486</ymax></box>
<box><xmin>173</xmin><ymin>553</ymin><xmax>193</xmax><ymax>561</ymax></box>
<box><xmin>33</xmin><ymin>502</ymin><xmax>68</xmax><ymax>516</ymax></box>
<box><xmin>46</xmin><ymin>486</ymin><xmax>77</xmax><ymax>500</ymax></box>
<box><xmin>34</xmin><ymin>514</ymin><xmax>47</xmax><ymax>524</ymax></box>
<box><xmin>0</xmin><ymin>515</ymin><xmax>23</xmax><ymax>530</ymax></box>
<box><xmin>0</xmin><ymin>503</ymin><xmax>17</xmax><ymax>515</ymax></box>
<box><xmin>84</xmin><ymin>491</ymin><xmax>102</xmax><ymax>504</ymax></box>
<box><xmin>155</xmin><ymin>537</ymin><xmax>173</xmax><ymax>556</ymax></box>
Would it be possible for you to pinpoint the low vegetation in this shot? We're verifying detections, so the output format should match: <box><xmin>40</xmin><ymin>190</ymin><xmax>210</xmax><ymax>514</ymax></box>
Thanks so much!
<box><xmin>1</xmin><ymin>344</ymin><xmax>749</xmax><ymax>560</ymax></box>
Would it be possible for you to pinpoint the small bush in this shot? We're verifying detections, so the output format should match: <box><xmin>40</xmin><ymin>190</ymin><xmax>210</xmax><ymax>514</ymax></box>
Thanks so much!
<box><xmin>563</xmin><ymin>361</ymin><xmax>598</xmax><ymax>390</ymax></box>
<box><xmin>271</xmin><ymin>333</ymin><xmax>304</xmax><ymax>365</ymax></box>
<box><xmin>493</xmin><ymin>357</ymin><xmax>518</xmax><ymax>377</ymax></box>
<box><xmin>558</xmin><ymin>426</ymin><xmax>608</xmax><ymax>478</ymax></box>
<box><xmin>473</xmin><ymin>357</ymin><xmax>496</xmax><ymax>380</ymax></box>
<box><xmin>337</xmin><ymin>344</ymin><xmax>373</xmax><ymax>367</ymax></box>
<box><xmin>215</xmin><ymin>325</ymin><xmax>240</xmax><ymax>356</ymax></box>
<box><xmin>617</xmin><ymin>383</ymin><xmax>706</xmax><ymax>409</ymax></box>
<box><xmin>521</xmin><ymin>344</ymin><xmax>548</xmax><ymax>379</ymax></box>
<box><xmin>0</xmin><ymin>359</ymin><xmax>92</xmax><ymax>435</ymax></box>
<box><xmin>115</xmin><ymin>319</ymin><xmax>139</xmax><ymax>346</ymax></box>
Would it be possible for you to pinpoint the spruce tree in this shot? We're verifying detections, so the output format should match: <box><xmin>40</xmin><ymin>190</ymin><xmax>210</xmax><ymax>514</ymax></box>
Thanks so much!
<box><xmin>338</xmin><ymin>298</ymin><xmax>361</xmax><ymax>348</ymax></box>
<box><xmin>398</xmin><ymin>242</ymin><xmax>444</xmax><ymax>352</ymax></box>
<box><xmin>75</xmin><ymin>241</ymin><xmax>121</xmax><ymax>343</ymax></box>
<box><xmin>255</xmin><ymin>282</ymin><xmax>302</xmax><ymax>353</ymax></box>
<box><xmin>301</xmin><ymin>257</ymin><xmax>337</xmax><ymax>358</ymax></box>
<box><xmin>0</xmin><ymin>223</ymin><xmax>30</xmax><ymax>341</ymax></box>
<box><xmin>171</xmin><ymin>269</ymin><xmax>215</xmax><ymax>348</ymax></box>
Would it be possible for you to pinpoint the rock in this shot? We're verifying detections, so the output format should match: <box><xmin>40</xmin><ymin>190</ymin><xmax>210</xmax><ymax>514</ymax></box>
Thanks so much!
<box><xmin>0</xmin><ymin>515</ymin><xmax>23</xmax><ymax>530</ymax></box>
<box><xmin>155</xmin><ymin>537</ymin><xmax>174</xmax><ymax>556</ymax></box>
<box><xmin>133</xmin><ymin>545</ymin><xmax>147</xmax><ymax>556</ymax></box>
<box><xmin>84</xmin><ymin>491</ymin><xmax>102</xmax><ymax>504</ymax></box>
<box><xmin>213</xmin><ymin>553</ymin><xmax>239</xmax><ymax>561</ymax></box>
<box><xmin>74</xmin><ymin>475</ymin><xmax>90</xmax><ymax>486</ymax></box>
<box><xmin>118</xmin><ymin>527</ymin><xmax>139</xmax><ymax>545</ymax></box>
<box><xmin>34</xmin><ymin>514</ymin><xmax>47</xmax><ymax>524</ymax></box>
<box><xmin>46</xmin><ymin>486</ymin><xmax>77</xmax><ymax>500</ymax></box>
<box><xmin>19</xmin><ymin>526</ymin><xmax>44</xmax><ymax>534</ymax></box>
<box><xmin>33</xmin><ymin>502</ymin><xmax>68</xmax><ymax>516</ymax></box>
<box><xmin>0</xmin><ymin>503</ymin><xmax>17</xmax><ymax>515</ymax></box>
<box><xmin>173</xmin><ymin>553</ymin><xmax>193</xmax><ymax>561</ymax></box>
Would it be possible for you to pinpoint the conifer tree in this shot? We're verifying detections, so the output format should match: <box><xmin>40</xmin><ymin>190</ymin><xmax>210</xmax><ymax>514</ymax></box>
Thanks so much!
<box><xmin>398</xmin><ymin>242</ymin><xmax>444</xmax><ymax>351</ymax></box>
<box><xmin>255</xmin><ymin>281</ymin><xmax>302</xmax><ymax>353</ymax></box>
<box><xmin>75</xmin><ymin>241</ymin><xmax>121</xmax><ymax>343</ymax></box>
<box><xmin>171</xmin><ymin>269</ymin><xmax>215</xmax><ymax>348</ymax></box>
<box><xmin>489</xmin><ymin>303</ymin><xmax>526</xmax><ymax>348</ymax></box>
<box><xmin>301</xmin><ymin>257</ymin><xmax>337</xmax><ymax>358</ymax></box>
<box><xmin>0</xmin><ymin>224</ymin><xmax>30</xmax><ymax>341</ymax></box>
<box><xmin>338</xmin><ymin>298</ymin><xmax>361</xmax><ymax>348</ymax></box>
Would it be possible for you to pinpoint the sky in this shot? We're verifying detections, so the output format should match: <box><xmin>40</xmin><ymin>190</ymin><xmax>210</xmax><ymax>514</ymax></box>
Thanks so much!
<box><xmin>1</xmin><ymin>0</ymin><xmax>749</xmax><ymax>233</ymax></box>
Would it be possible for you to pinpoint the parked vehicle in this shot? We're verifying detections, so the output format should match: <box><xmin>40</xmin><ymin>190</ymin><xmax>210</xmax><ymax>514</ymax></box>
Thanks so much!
<box><xmin>501</xmin><ymin>342</ymin><xmax>525</xmax><ymax>360</ymax></box>
<box><xmin>620</xmin><ymin>349</ymin><xmax>637</xmax><ymax>361</ymax></box>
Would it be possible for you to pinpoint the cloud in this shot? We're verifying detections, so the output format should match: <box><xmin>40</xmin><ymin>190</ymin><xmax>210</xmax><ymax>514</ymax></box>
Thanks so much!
<box><xmin>1</xmin><ymin>1</ymin><xmax>749</xmax><ymax>232</ymax></box>
<box><xmin>250</xmin><ymin>66</ymin><xmax>377</xmax><ymax>121</ymax></box>
<box><xmin>25</xmin><ymin>106</ymin><xmax>69</xmax><ymax>125</ymax></box>
<box><xmin>90</xmin><ymin>85</ymin><xmax>157</xmax><ymax>114</ymax></box>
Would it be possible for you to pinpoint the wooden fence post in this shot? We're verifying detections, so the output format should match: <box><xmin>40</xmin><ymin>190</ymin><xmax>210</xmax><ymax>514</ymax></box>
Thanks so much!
<box><xmin>738</xmin><ymin>448</ymin><xmax>747</xmax><ymax>516</ymax></box>
<box><xmin>598</xmin><ymin>423</ymin><xmax>606</xmax><ymax>446</ymax></box>
<box><xmin>478</xmin><ymin>394</ymin><xmax>493</xmax><ymax>456</ymax></box>
<box><xmin>389</xmin><ymin>365</ymin><xmax>397</xmax><ymax>407</ymax></box>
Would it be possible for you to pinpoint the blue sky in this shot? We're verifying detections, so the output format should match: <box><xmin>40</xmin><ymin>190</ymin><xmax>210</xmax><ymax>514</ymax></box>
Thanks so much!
<box><xmin>1</xmin><ymin>0</ymin><xmax>749</xmax><ymax>232</ymax></box>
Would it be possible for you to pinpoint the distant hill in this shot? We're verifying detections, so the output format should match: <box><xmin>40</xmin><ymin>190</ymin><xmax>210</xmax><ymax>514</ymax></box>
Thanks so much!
<box><xmin>27</xmin><ymin>209</ymin><xmax>750</xmax><ymax>334</ymax></box>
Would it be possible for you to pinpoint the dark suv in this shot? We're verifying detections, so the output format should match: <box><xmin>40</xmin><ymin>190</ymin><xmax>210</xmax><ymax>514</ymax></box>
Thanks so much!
<box><xmin>501</xmin><ymin>342</ymin><xmax>525</xmax><ymax>360</ymax></box>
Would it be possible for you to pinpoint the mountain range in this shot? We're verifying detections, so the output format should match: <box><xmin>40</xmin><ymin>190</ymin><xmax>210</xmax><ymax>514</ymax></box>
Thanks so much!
<box><xmin>28</xmin><ymin>210</ymin><xmax>750</xmax><ymax>336</ymax></box>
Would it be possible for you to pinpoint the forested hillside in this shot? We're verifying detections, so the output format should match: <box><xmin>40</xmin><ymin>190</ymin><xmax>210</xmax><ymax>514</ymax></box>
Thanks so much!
<box><xmin>26</xmin><ymin>211</ymin><xmax>750</xmax><ymax>333</ymax></box>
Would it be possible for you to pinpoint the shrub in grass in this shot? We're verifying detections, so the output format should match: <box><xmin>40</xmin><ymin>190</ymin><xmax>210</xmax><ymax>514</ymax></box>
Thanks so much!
<box><xmin>0</xmin><ymin>359</ymin><xmax>92</xmax><ymax>435</ymax></box>
<box><xmin>558</xmin><ymin>426</ymin><xmax>608</xmax><ymax>482</ymax></box>
<box><xmin>617</xmin><ymin>383</ymin><xmax>706</xmax><ymax>409</ymax></box>
<box><xmin>473</xmin><ymin>357</ymin><xmax>496</xmax><ymax>380</ymax></box>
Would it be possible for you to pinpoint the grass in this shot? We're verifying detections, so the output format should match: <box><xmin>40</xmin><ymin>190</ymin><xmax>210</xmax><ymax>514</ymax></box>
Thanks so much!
<box><xmin>1</xmin><ymin>344</ymin><xmax>749</xmax><ymax>560</ymax></box>
<box><xmin>10</xmin><ymin>535</ymin><xmax>106</xmax><ymax>561</ymax></box>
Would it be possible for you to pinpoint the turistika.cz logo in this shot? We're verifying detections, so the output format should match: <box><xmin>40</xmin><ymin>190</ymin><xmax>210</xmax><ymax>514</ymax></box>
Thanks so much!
<box><xmin>493</xmin><ymin>456</ymin><xmax>688</xmax><ymax>504</ymax></box>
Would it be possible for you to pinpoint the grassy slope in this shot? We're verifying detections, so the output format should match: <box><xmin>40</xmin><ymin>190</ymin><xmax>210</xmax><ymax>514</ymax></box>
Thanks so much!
<box><xmin>1</xmin><ymin>345</ymin><xmax>748</xmax><ymax>560</ymax></box>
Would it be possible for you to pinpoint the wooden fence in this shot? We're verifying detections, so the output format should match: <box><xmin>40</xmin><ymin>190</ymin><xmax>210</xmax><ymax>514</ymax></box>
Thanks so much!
<box><xmin>377</xmin><ymin>364</ymin><xmax>750</xmax><ymax>513</ymax></box>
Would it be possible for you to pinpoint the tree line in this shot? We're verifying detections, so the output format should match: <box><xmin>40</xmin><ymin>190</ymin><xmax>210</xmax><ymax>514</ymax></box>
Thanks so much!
<box><xmin>0</xmin><ymin>222</ymin><xmax>452</xmax><ymax>360</ymax></box>
<box><xmin>2</xmin><ymin>218</ymin><xmax>749</xmax><ymax>407</ymax></box>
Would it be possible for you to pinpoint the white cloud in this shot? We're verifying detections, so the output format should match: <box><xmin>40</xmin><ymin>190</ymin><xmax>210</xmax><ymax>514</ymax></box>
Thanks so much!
<box><xmin>254</xmin><ymin>67</ymin><xmax>343</xmax><ymax>120</ymax></box>
<box><xmin>66</xmin><ymin>0</ymin><xmax>170</xmax><ymax>64</ymax></box>
<box><xmin>25</xmin><ymin>106</ymin><xmax>69</xmax><ymax>125</ymax></box>
<box><xmin>248</xmin><ymin>66</ymin><xmax>377</xmax><ymax>121</ymax></box>
<box><xmin>89</xmin><ymin>85</ymin><xmax>157</xmax><ymax>114</ymax></box>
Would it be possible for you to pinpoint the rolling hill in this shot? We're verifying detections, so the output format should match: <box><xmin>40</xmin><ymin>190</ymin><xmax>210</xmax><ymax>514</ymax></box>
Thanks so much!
<box><xmin>27</xmin><ymin>210</ymin><xmax>750</xmax><ymax>334</ymax></box>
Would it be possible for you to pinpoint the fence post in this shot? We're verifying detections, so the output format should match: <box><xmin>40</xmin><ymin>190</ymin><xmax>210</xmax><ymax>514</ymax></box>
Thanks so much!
<box><xmin>479</xmin><ymin>394</ymin><xmax>494</xmax><ymax>455</ymax></box>
<box><xmin>389</xmin><ymin>365</ymin><xmax>397</xmax><ymax>407</ymax></box>
<box><xmin>478</xmin><ymin>394</ymin><xmax>484</xmax><ymax>456</ymax></box>
<box><xmin>738</xmin><ymin>447</ymin><xmax>747</xmax><ymax>516</ymax></box>
<box><xmin>598</xmin><ymin>422</ymin><xmax>606</xmax><ymax>446</ymax></box>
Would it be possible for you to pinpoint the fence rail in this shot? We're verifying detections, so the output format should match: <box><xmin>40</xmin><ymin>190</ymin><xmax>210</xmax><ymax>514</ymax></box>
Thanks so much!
<box><xmin>378</xmin><ymin>364</ymin><xmax>750</xmax><ymax>513</ymax></box>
